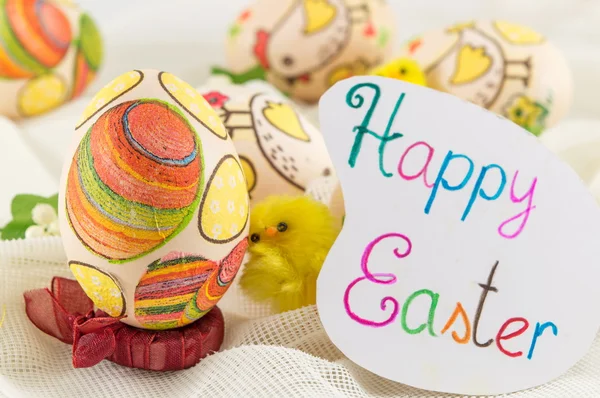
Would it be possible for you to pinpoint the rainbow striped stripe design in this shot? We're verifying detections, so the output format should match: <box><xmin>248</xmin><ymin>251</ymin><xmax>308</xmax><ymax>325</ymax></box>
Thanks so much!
<box><xmin>0</xmin><ymin>0</ymin><xmax>72</xmax><ymax>79</ymax></box>
<box><xmin>65</xmin><ymin>99</ymin><xmax>204</xmax><ymax>262</ymax></box>
<box><xmin>134</xmin><ymin>239</ymin><xmax>248</xmax><ymax>330</ymax></box>
<box><xmin>71</xmin><ymin>13</ymin><xmax>102</xmax><ymax>99</ymax></box>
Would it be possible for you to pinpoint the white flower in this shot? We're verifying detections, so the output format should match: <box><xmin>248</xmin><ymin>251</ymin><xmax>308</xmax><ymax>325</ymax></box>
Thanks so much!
<box><xmin>91</xmin><ymin>276</ymin><xmax>101</xmax><ymax>286</ymax></box>
<box><xmin>229</xmin><ymin>176</ymin><xmax>237</xmax><ymax>188</ymax></box>
<box><xmin>210</xmin><ymin>200</ymin><xmax>221</xmax><ymax>214</ymax></box>
<box><xmin>32</xmin><ymin>203</ymin><xmax>56</xmax><ymax>225</ymax></box>
<box><xmin>227</xmin><ymin>200</ymin><xmax>235</xmax><ymax>213</ymax></box>
<box><xmin>212</xmin><ymin>224</ymin><xmax>222</xmax><ymax>238</ymax></box>
<box><xmin>214</xmin><ymin>176</ymin><xmax>224</xmax><ymax>190</ymax></box>
<box><xmin>25</xmin><ymin>204</ymin><xmax>61</xmax><ymax>239</ymax></box>
<box><xmin>185</xmin><ymin>88</ymin><xmax>197</xmax><ymax>98</ymax></box>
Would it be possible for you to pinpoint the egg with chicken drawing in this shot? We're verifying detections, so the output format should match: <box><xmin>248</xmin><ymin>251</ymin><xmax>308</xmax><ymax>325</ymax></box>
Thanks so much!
<box><xmin>58</xmin><ymin>69</ymin><xmax>249</xmax><ymax>330</ymax></box>
<box><xmin>201</xmin><ymin>81</ymin><xmax>334</xmax><ymax>206</ymax></box>
<box><xmin>226</xmin><ymin>0</ymin><xmax>397</xmax><ymax>102</ymax></box>
<box><xmin>397</xmin><ymin>20</ymin><xmax>573</xmax><ymax>135</ymax></box>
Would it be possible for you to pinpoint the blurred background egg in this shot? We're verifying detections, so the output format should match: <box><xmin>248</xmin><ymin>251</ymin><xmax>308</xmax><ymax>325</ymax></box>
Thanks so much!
<box><xmin>397</xmin><ymin>20</ymin><xmax>573</xmax><ymax>136</ymax></box>
<box><xmin>0</xmin><ymin>0</ymin><xmax>103</xmax><ymax>119</ymax></box>
<box><xmin>58</xmin><ymin>69</ymin><xmax>249</xmax><ymax>330</ymax></box>
<box><xmin>225</xmin><ymin>0</ymin><xmax>397</xmax><ymax>103</ymax></box>
<box><xmin>199</xmin><ymin>78</ymin><xmax>334</xmax><ymax>206</ymax></box>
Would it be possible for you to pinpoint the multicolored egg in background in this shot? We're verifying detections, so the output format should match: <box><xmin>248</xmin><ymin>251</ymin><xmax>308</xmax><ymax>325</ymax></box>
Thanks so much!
<box><xmin>397</xmin><ymin>20</ymin><xmax>573</xmax><ymax>136</ymax></box>
<box><xmin>199</xmin><ymin>77</ymin><xmax>334</xmax><ymax>206</ymax></box>
<box><xmin>225</xmin><ymin>0</ymin><xmax>397</xmax><ymax>103</ymax></box>
<box><xmin>58</xmin><ymin>69</ymin><xmax>249</xmax><ymax>330</ymax></box>
<box><xmin>0</xmin><ymin>0</ymin><xmax>102</xmax><ymax>119</ymax></box>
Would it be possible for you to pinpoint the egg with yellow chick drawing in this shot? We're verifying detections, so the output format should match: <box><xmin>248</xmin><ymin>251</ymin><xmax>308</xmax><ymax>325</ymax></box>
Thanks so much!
<box><xmin>397</xmin><ymin>20</ymin><xmax>573</xmax><ymax>135</ymax></box>
<box><xmin>225</xmin><ymin>0</ymin><xmax>397</xmax><ymax>103</ymax></box>
<box><xmin>200</xmin><ymin>79</ymin><xmax>334</xmax><ymax>206</ymax></box>
<box><xmin>0</xmin><ymin>0</ymin><xmax>103</xmax><ymax>119</ymax></box>
<box><xmin>58</xmin><ymin>69</ymin><xmax>249</xmax><ymax>330</ymax></box>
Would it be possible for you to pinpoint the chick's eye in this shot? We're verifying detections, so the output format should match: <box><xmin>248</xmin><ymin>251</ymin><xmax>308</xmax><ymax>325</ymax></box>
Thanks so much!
<box><xmin>399</xmin><ymin>67</ymin><xmax>407</xmax><ymax>75</ymax></box>
<box><xmin>250</xmin><ymin>233</ymin><xmax>260</xmax><ymax>243</ymax></box>
<box><xmin>277</xmin><ymin>222</ymin><xmax>288</xmax><ymax>232</ymax></box>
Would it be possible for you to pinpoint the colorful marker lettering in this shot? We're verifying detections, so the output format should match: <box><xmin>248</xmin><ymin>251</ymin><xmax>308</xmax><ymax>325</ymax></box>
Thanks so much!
<box><xmin>441</xmin><ymin>302</ymin><xmax>471</xmax><ymax>344</ymax></box>
<box><xmin>401</xmin><ymin>289</ymin><xmax>439</xmax><ymax>336</ymax></box>
<box><xmin>527</xmin><ymin>321</ymin><xmax>559</xmax><ymax>360</ymax></box>
<box><xmin>343</xmin><ymin>233</ymin><xmax>412</xmax><ymax>327</ymax></box>
<box><xmin>462</xmin><ymin>164</ymin><xmax>507</xmax><ymax>221</ymax></box>
<box><xmin>345</xmin><ymin>83</ymin><xmax>404</xmax><ymax>177</ymax></box>
<box><xmin>496</xmin><ymin>317</ymin><xmax>530</xmax><ymax>357</ymax></box>
<box><xmin>473</xmin><ymin>261</ymin><xmax>499</xmax><ymax>348</ymax></box>
<box><xmin>498</xmin><ymin>170</ymin><xmax>537</xmax><ymax>239</ymax></box>
<box><xmin>397</xmin><ymin>141</ymin><xmax>435</xmax><ymax>188</ymax></box>
<box><xmin>425</xmin><ymin>151</ymin><xmax>474</xmax><ymax>216</ymax></box>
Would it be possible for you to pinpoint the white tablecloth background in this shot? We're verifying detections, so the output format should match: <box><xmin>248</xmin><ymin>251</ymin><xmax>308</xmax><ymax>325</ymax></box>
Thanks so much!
<box><xmin>1</xmin><ymin>1</ymin><xmax>600</xmax><ymax>397</ymax></box>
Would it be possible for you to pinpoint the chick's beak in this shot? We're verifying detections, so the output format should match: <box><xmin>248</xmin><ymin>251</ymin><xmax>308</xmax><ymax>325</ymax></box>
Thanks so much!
<box><xmin>265</xmin><ymin>226</ymin><xmax>278</xmax><ymax>237</ymax></box>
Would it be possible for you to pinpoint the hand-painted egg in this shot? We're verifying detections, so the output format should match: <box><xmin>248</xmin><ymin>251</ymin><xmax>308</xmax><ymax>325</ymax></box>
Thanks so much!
<box><xmin>0</xmin><ymin>0</ymin><xmax>102</xmax><ymax>119</ymax></box>
<box><xmin>225</xmin><ymin>0</ymin><xmax>397</xmax><ymax>103</ymax></box>
<box><xmin>199</xmin><ymin>79</ymin><xmax>334</xmax><ymax>205</ymax></box>
<box><xmin>397</xmin><ymin>20</ymin><xmax>573</xmax><ymax>135</ymax></box>
<box><xmin>58</xmin><ymin>69</ymin><xmax>249</xmax><ymax>330</ymax></box>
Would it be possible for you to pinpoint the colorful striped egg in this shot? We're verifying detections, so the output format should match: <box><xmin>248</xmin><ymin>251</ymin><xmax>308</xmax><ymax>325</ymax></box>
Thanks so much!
<box><xmin>0</xmin><ymin>0</ymin><xmax>103</xmax><ymax>118</ymax></box>
<box><xmin>66</xmin><ymin>99</ymin><xmax>203</xmax><ymax>263</ymax></box>
<box><xmin>59</xmin><ymin>69</ymin><xmax>250</xmax><ymax>329</ymax></box>
<box><xmin>0</xmin><ymin>0</ymin><xmax>72</xmax><ymax>78</ymax></box>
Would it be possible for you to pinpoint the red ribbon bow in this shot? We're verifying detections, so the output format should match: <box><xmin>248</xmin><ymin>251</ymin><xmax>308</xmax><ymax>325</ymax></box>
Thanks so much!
<box><xmin>24</xmin><ymin>277</ymin><xmax>224</xmax><ymax>371</ymax></box>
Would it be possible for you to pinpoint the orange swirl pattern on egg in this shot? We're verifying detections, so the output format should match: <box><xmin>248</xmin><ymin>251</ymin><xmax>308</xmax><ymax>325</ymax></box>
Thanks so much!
<box><xmin>134</xmin><ymin>239</ymin><xmax>248</xmax><ymax>330</ymax></box>
<box><xmin>65</xmin><ymin>99</ymin><xmax>204</xmax><ymax>263</ymax></box>
<box><xmin>0</xmin><ymin>0</ymin><xmax>72</xmax><ymax>78</ymax></box>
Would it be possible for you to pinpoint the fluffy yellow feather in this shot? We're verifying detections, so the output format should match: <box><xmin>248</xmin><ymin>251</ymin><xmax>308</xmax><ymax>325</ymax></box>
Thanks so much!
<box><xmin>238</xmin><ymin>195</ymin><xmax>340</xmax><ymax>313</ymax></box>
<box><xmin>369</xmin><ymin>57</ymin><xmax>428</xmax><ymax>86</ymax></box>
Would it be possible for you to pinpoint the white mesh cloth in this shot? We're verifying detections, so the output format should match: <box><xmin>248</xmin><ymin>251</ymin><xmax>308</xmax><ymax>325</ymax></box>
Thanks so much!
<box><xmin>0</xmin><ymin>169</ymin><xmax>597</xmax><ymax>397</ymax></box>
<box><xmin>1</xmin><ymin>238</ymin><xmax>600</xmax><ymax>397</ymax></box>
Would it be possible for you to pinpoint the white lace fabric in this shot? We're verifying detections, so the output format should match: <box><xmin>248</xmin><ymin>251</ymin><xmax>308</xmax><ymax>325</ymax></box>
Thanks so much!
<box><xmin>0</xmin><ymin>234</ymin><xmax>598</xmax><ymax>398</ymax></box>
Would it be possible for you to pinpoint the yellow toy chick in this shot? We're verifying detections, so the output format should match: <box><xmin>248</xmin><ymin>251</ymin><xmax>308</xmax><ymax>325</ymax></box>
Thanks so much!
<box><xmin>239</xmin><ymin>195</ymin><xmax>340</xmax><ymax>313</ymax></box>
<box><xmin>370</xmin><ymin>57</ymin><xmax>428</xmax><ymax>86</ymax></box>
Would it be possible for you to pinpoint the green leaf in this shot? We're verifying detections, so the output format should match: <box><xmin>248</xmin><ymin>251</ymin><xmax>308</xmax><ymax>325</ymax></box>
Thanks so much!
<box><xmin>0</xmin><ymin>220</ymin><xmax>28</xmax><ymax>240</ymax></box>
<box><xmin>1</xmin><ymin>193</ymin><xmax>58</xmax><ymax>240</ymax></box>
<box><xmin>211</xmin><ymin>64</ymin><xmax>266</xmax><ymax>84</ymax></box>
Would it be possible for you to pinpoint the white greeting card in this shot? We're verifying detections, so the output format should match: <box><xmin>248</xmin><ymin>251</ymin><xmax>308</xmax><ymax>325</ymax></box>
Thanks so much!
<box><xmin>316</xmin><ymin>76</ymin><xmax>600</xmax><ymax>395</ymax></box>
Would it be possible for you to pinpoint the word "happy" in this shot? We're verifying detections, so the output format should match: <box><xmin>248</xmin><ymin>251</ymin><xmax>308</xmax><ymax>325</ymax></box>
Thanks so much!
<box><xmin>344</xmin><ymin>233</ymin><xmax>559</xmax><ymax>360</ymax></box>
<box><xmin>345</xmin><ymin>82</ymin><xmax>537</xmax><ymax>239</ymax></box>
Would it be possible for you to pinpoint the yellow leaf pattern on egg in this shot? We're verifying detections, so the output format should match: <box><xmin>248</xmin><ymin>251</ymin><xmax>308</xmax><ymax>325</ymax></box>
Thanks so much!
<box><xmin>159</xmin><ymin>72</ymin><xmax>228</xmax><ymax>139</ymax></box>
<box><xmin>199</xmin><ymin>155</ymin><xmax>249</xmax><ymax>243</ymax></box>
<box><xmin>69</xmin><ymin>261</ymin><xmax>125</xmax><ymax>317</ymax></box>
<box><xmin>76</xmin><ymin>69</ymin><xmax>143</xmax><ymax>129</ymax></box>
<box><xmin>18</xmin><ymin>74</ymin><xmax>67</xmax><ymax>117</ymax></box>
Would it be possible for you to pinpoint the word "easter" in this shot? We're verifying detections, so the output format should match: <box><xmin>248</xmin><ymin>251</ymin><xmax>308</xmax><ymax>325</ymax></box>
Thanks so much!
<box><xmin>345</xmin><ymin>82</ymin><xmax>537</xmax><ymax>239</ymax></box>
<box><xmin>344</xmin><ymin>233</ymin><xmax>559</xmax><ymax>360</ymax></box>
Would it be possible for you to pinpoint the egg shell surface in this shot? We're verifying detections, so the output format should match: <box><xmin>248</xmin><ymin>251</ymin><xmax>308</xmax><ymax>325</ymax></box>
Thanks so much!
<box><xmin>58</xmin><ymin>69</ymin><xmax>250</xmax><ymax>330</ymax></box>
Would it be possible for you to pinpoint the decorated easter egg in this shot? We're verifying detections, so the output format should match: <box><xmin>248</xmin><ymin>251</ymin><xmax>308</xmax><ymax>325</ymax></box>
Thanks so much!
<box><xmin>199</xmin><ymin>80</ymin><xmax>334</xmax><ymax>205</ymax></box>
<box><xmin>225</xmin><ymin>0</ymin><xmax>397</xmax><ymax>103</ymax></box>
<box><xmin>0</xmin><ymin>0</ymin><xmax>103</xmax><ymax>119</ymax></box>
<box><xmin>58</xmin><ymin>69</ymin><xmax>249</xmax><ymax>330</ymax></box>
<box><xmin>397</xmin><ymin>20</ymin><xmax>573</xmax><ymax>135</ymax></box>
